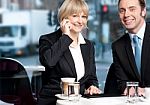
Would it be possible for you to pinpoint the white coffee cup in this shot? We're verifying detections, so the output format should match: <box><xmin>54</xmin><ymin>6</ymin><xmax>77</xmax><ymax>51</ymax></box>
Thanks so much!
<box><xmin>61</xmin><ymin>77</ymin><xmax>75</xmax><ymax>95</ymax></box>
<box><xmin>61</xmin><ymin>78</ymin><xmax>75</xmax><ymax>83</ymax></box>
<box><xmin>145</xmin><ymin>87</ymin><xmax>150</xmax><ymax>100</ymax></box>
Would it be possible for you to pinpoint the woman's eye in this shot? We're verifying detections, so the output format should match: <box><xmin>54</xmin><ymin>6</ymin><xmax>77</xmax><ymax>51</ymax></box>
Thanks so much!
<box><xmin>82</xmin><ymin>16</ymin><xmax>87</xmax><ymax>18</ymax></box>
<box><xmin>72</xmin><ymin>15</ymin><xmax>77</xmax><ymax>17</ymax></box>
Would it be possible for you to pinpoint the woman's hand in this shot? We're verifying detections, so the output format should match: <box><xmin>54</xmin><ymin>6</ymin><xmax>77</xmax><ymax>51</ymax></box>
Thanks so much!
<box><xmin>86</xmin><ymin>85</ymin><xmax>102</xmax><ymax>95</ymax></box>
<box><xmin>60</xmin><ymin>18</ymin><xmax>72</xmax><ymax>36</ymax></box>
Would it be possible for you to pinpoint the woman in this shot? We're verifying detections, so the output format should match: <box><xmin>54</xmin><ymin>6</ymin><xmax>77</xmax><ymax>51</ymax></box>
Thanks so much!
<box><xmin>38</xmin><ymin>0</ymin><xmax>101</xmax><ymax>104</ymax></box>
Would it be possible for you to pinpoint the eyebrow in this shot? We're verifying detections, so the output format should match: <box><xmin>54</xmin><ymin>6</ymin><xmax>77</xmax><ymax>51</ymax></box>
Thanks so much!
<box><xmin>119</xmin><ymin>6</ymin><xmax>137</xmax><ymax>11</ymax></box>
<box><xmin>128</xmin><ymin>6</ymin><xmax>136</xmax><ymax>9</ymax></box>
<box><xmin>119</xmin><ymin>5</ymin><xmax>136</xmax><ymax>9</ymax></box>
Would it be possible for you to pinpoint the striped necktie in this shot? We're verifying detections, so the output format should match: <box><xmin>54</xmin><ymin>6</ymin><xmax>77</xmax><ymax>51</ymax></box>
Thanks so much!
<box><xmin>133</xmin><ymin>35</ymin><xmax>141</xmax><ymax>74</ymax></box>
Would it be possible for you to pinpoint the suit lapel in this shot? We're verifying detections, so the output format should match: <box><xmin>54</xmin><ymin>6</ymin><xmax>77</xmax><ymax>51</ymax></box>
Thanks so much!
<box><xmin>80</xmin><ymin>43</ymin><xmax>90</xmax><ymax>79</ymax></box>
<box><xmin>63</xmin><ymin>42</ymin><xmax>89</xmax><ymax>81</ymax></box>
<box><xmin>64</xmin><ymin>49</ymin><xmax>77</xmax><ymax>77</ymax></box>
<box><xmin>124</xmin><ymin>34</ymin><xmax>141</xmax><ymax>79</ymax></box>
<box><xmin>141</xmin><ymin>23</ymin><xmax>150</xmax><ymax>76</ymax></box>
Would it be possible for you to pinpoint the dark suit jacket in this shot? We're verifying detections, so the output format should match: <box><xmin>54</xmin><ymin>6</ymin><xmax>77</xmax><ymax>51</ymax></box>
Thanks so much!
<box><xmin>104</xmin><ymin>63</ymin><xmax>121</xmax><ymax>95</ymax></box>
<box><xmin>38</xmin><ymin>29</ymin><xmax>99</xmax><ymax>104</ymax></box>
<box><xmin>112</xmin><ymin>23</ymin><xmax>150</xmax><ymax>94</ymax></box>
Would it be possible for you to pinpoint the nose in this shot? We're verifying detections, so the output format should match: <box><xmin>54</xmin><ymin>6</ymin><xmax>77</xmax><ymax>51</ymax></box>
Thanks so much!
<box><xmin>77</xmin><ymin>16</ymin><xmax>83</xmax><ymax>23</ymax></box>
<box><xmin>124</xmin><ymin>9</ymin><xmax>130</xmax><ymax>17</ymax></box>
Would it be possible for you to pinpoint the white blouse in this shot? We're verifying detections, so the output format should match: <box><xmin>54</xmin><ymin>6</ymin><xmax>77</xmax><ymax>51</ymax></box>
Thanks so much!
<box><xmin>69</xmin><ymin>33</ymin><xmax>86</xmax><ymax>81</ymax></box>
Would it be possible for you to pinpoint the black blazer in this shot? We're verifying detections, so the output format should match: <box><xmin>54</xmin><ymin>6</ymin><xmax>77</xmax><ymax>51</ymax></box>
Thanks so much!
<box><xmin>112</xmin><ymin>23</ymin><xmax>150</xmax><ymax>93</ymax></box>
<box><xmin>39</xmin><ymin>29</ymin><xmax>99</xmax><ymax>96</ymax></box>
<box><xmin>104</xmin><ymin>63</ymin><xmax>121</xmax><ymax>95</ymax></box>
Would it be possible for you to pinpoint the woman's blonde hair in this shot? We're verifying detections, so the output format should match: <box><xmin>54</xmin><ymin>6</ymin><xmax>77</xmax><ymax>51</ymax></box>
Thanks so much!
<box><xmin>58</xmin><ymin>0</ymin><xmax>89</xmax><ymax>23</ymax></box>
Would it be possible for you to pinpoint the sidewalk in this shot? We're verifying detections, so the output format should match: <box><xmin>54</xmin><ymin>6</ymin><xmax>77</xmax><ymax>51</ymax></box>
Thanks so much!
<box><xmin>95</xmin><ymin>49</ymin><xmax>113</xmax><ymax>63</ymax></box>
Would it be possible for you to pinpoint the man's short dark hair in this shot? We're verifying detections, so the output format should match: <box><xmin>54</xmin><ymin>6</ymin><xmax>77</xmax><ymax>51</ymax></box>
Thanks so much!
<box><xmin>118</xmin><ymin>0</ymin><xmax>146</xmax><ymax>9</ymax></box>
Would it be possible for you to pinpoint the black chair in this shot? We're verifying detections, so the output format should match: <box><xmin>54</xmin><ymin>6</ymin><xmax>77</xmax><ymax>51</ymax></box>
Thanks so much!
<box><xmin>0</xmin><ymin>57</ymin><xmax>36</xmax><ymax>105</ymax></box>
<box><xmin>104</xmin><ymin>63</ymin><xmax>121</xmax><ymax>96</ymax></box>
<box><xmin>31</xmin><ymin>71</ymin><xmax>42</xmax><ymax>99</ymax></box>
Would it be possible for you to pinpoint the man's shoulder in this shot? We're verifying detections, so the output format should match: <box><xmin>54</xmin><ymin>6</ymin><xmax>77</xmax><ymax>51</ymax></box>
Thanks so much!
<box><xmin>112</xmin><ymin>33</ymin><xmax>130</xmax><ymax>49</ymax></box>
<box><xmin>113</xmin><ymin>34</ymin><xmax>127</xmax><ymax>44</ymax></box>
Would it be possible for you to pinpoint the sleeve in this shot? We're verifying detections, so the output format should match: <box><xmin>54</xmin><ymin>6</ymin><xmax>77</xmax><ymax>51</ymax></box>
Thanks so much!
<box><xmin>39</xmin><ymin>34</ymin><xmax>73</xmax><ymax>68</ymax></box>
<box><xmin>112</xmin><ymin>43</ymin><xmax>128</xmax><ymax>93</ymax></box>
<box><xmin>85</xmin><ymin>42</ymin><xmax>99</xmax><ymax>89</ymax></box>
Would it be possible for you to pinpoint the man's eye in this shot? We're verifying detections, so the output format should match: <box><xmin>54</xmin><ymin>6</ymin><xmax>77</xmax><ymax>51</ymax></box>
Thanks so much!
<box><xmin>119</xmin><ymin>9</ymin><xmax>125</xmax><ymax>14</ymax></box>
<box><xmin>130</xmin><ymin>8</ymin><xmax>136</xmax><ymax>12</ymax></box>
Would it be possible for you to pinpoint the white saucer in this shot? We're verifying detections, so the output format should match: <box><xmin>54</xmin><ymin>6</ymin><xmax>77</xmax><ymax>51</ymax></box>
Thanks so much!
<box><xmin>55</xmin><ymin>94</ymin><xmax>69</xmax><ymax>100</ymax></box>
<box><xmin>138</xmin><ymin>97</ymin><xmax>147</xmax><ymax>102</ymax></box>
<box><xmin>55</xmin><ymin>94</ymin><xmax>82</xmax><ymax>100</ymax></box>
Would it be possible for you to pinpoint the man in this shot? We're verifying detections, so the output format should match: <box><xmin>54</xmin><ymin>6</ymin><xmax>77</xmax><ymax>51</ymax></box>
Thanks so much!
<box><xmin>112</xmin><ymin>0</ymin><xmax>150</xmax><ymax>96</ymax></box>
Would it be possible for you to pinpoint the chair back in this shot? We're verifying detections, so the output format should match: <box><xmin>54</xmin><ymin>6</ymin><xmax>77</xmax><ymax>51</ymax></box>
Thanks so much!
<box><xmin>0</xmin><ymin>57</ymin><xmax>36</xmax><ymax>105</ymax></box>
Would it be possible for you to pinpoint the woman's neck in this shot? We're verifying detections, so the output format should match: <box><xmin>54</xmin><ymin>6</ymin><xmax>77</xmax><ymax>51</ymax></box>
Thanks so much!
<box><xmin>70</xmin><ymin>32</ymin><xmax>79</xmax><ymax>47</ymax></box>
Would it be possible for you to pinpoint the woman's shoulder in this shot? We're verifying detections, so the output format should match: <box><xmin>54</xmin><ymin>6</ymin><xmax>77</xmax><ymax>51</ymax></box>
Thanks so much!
<box><xmin>40</xmin><ymin>28</ymin><xmax>62</xmax><ymax>40</ymax></box>
<box><xmin>84</xmin><ymin>38</ymin><xmax>94</xmax><ymax>45</ymax></box>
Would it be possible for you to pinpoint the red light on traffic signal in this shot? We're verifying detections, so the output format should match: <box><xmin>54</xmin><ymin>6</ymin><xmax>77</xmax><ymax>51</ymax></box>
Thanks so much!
<box><xmin>102</xmin><ymin>5</ymin><xmax>108</xmax><ymax>13</ymax></box>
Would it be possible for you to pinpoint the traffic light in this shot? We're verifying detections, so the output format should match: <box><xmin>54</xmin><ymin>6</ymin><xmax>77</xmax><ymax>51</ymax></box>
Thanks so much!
<box><xmin>48</xmin><ymin>11</ymin><xmax>53</xmax><ymax>26</ymax></box>
<box><xmin>102</xmin><ymin>5</ymin><xmax>108</xmax><ymax>13</ymax></box>
<box><xmin>47</xmin><ymin>10</ymin><xmax>58</xmax><ymax>26</ymax></box>
<box><xmin>101</xmin><ymin>5</ymin><xmax>109</xmax><ymax>20</ymax></box>
<box><xmin>0</xmin><ymin>14</ymin><xmax>2</xmax><ymax>23</ymax></box>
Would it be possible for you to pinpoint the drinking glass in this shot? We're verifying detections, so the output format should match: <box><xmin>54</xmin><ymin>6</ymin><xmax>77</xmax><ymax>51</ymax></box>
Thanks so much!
<box><xmin>61</xmin><ymin>78</ymin><xmax>75</xmax><ymax>96</ymax></box>
<box><xmin>126</xmin><ymin>82</ymin><xmax>139</xmax><ymax>103</ymax></box>
<box><xmin>68</xmin><ymin>82</ymin><xmax>80</xmax><ymax>102</ymax></box>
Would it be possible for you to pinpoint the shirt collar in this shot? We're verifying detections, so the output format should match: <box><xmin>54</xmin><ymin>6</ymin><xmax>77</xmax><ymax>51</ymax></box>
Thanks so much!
<box><xmin>70</xmin><ymin>33</ymin><xmax>86</xmax><ymax>48</ymax></box>
<box><xmin>78</xmin><ymin>33</ymin><xmax>86</xmax><ymax>44</ymax></box>
<box><xmin>128</xmin><ymin>21</ymin><xmax>146</xmax><ymax>40</ymax></box>
<box><xmin>136</xmin><ymin>21</ymin><xmax>146</xmax><ymax>40</ymax></box>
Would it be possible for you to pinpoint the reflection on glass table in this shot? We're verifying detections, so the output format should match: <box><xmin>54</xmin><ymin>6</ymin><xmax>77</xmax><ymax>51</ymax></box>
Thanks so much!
<box><xmin>56</xmin><ymin>95</ymin><xmax>149</xmax><ymax>105</ymax></box>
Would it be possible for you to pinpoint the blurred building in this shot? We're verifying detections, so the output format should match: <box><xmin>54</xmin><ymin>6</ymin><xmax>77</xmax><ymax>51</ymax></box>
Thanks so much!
<box><xmin>0</xmin><ymin>0</ymin><xmax>64</xmax><ymax>11</ymax></box>
<box><xmin>0</xmin><ymin>0</ymin><xmax>150</xmax><ymax>59</ymax></box>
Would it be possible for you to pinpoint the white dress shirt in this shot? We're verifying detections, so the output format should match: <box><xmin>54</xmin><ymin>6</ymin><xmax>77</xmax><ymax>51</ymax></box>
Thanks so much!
<box><xmin>69</xmin><ymin>33</ymin><xmax>86</xmax><ymax>81</ymax></box>
<box><xmin>129</xmin><ymin>22</ymin><xmax>146</xmax><ymax>55</ymax></box>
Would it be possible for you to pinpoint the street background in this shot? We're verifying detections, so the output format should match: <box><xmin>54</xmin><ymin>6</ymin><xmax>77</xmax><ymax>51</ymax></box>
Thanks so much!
<box><xmin>1</xmin><ymin>0</ymin><xmax>150</xmax><ymax>92</ymax></box>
